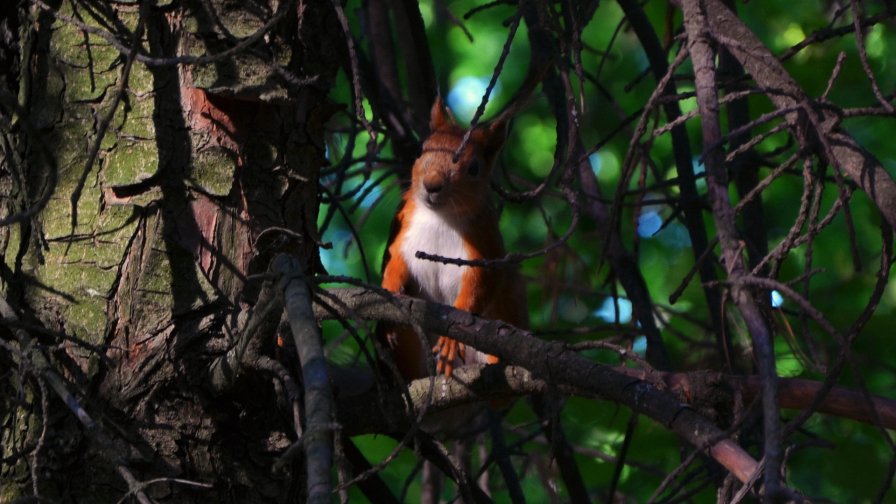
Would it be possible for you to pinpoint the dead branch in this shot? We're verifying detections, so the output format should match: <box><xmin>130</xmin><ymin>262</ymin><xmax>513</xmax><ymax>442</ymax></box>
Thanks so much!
<box><xmin>274</xmin><ymin>254</ymin><xmax>335</xmax><ymax>504</ymax></box>
<box><xmin>703</xmin><ymin>0</ymin><xmax>896</xmax><ymax>229</ymax></box>
<box><xmin>681</xmin><ymin>0</ymin><xmax>784</xmax><ymax>496</ymax></box>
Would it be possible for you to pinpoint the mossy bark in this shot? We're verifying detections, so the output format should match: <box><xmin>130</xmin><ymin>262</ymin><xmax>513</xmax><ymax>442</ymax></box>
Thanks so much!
<box><xmin>1</xmin><ymin>1</ymin><xmax>339</xmax><ymax>502</ymax></box>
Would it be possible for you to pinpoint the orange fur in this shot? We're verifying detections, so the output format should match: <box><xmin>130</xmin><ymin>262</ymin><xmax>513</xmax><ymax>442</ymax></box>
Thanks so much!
<box><xmin>378</xmin><ymin>98</ymin><xmax>528</xmax><ymax>381</ymax></box>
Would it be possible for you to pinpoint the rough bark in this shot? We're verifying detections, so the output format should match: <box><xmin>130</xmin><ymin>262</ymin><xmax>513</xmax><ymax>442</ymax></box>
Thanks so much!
<box><xmin>1</xmin><ymin>1</ymin><xmax>338</xmax><ymax>502</ymax></box>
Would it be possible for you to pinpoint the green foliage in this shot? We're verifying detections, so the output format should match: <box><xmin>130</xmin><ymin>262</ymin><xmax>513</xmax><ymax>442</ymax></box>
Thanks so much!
<box><xmin>321</xmin><ymin>1</ymin><xmax>896</xmax><ymax>501</ymax></box>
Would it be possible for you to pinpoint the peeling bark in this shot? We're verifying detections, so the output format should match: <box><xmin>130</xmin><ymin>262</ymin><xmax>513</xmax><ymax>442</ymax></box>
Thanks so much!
<box><xmin>1</xmin><ymin>1</ymin><xmax>338</xmax><ymax>502</ymax></box>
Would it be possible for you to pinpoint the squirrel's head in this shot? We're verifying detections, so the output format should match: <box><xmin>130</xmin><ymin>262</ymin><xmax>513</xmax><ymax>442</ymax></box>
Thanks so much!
<box><xmin>411</xmin><ymin>97</ymin><xmax>507</xmax><ymax>218</ymax></box>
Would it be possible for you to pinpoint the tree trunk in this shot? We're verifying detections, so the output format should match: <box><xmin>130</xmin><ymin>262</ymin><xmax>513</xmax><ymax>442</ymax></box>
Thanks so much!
<box><xmin>1</xmin><ymin>1</ymin><xmax>338</xmax><ymax>502</ymax></box>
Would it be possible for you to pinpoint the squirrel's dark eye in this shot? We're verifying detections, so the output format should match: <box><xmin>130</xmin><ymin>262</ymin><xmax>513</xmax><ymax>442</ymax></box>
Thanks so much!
<box><xmin>468</xmin><ymin>160</ymin><xmax>480</xmax><ymax>176</ymax></box>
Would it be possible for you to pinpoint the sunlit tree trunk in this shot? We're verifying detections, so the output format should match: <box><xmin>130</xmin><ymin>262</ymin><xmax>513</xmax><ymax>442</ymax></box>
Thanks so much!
<box><xmin>1</xmin><ymin>1</ymin><xmax>337</xmax><ymax>501</ymax></box>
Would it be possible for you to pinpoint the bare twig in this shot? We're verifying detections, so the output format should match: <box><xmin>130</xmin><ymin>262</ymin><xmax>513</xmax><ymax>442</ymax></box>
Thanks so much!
<box><xmin>0</xmin><ymin>89</ymin><xmax>58</xmax><ymax>228</ymax></box>
<box><xmin>452</xmin><ymin>10</ymin><xmax>522</xmax><ymax>162</ymax></box>
<box><xmin>680</xmin><ymin>0</ymin><xmax>783</xmax><ymax>497</ymax></box>
<box><xmin>704</xmin><ymin>0</ymin><xmax>896</xmax><ymax>229</ymax></box>
<box><xmin>618</xmin><ymin>0</ymin><xmax>728</xmax><ymax>363</ymax></box>
<box><xmin>0</xmin><ymin>297</ymin><xmax>160</xmax><ymax>504</ymax></box>
<box><xmin>273</xmin><ymin>254</ymin><xmax>336</xmax><ymax>504</ymax></box>
<box><xmin>848</xmin><ymin>0</ymin><xmax>894</xmax><ymax>112</ymax></box>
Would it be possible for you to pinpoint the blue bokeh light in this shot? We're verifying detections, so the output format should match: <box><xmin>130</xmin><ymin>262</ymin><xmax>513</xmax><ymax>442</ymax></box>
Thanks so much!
<box><xmin>589</xmin><ymin>152</ymin><xmax>601</xmax><ymax>175</ymax></box>
<box><xmin>692</xmin><ymin>158</ymin><xmax>706</xmax><ymax>175</ymax></box>
<box><xmin>594</xmin><ymin>297</ymin><xmax>633</xmax><ymax>324</ymax></box>
<box><xmin>319</xmin><ymin>230</ymin><xmax>350</xmax><ymax>274</ymax></box>
<box><xmin>771</xmin><ymin>290</ymin><xmax>784</xmax><ymax>308</ymax></box>
<box><xmin>692</xmin><ymin>158</ymin><xmax>707</xmax><ymax>191</ymax></box>
<box><xmin>632</xmin><ymin>335</ymin><xmax>647</xmax><ymax>356</ymax></box>
<box><xmin>447</xmin><ymin>76</ymin><xmax>499</xmax><ymax>123</ymax></box>
<box><xmin>657</xmin><ymin>222</ymin><xmax>691</xmax><ymax>249</ymax></box>
<box><xmin>637</xmin><ymin>210</ymin><xmax>663</xmax><ymax>238</ymax></box>
<box><xmin>355</xmin><ymin>180</ymin><xmax>382</xmax><ymax>209</ymax></box>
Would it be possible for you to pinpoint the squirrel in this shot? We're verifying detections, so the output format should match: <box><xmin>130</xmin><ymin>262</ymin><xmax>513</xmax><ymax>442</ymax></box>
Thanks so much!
<box><xmin>378</xmin><ymin>97</ymin><xmax>528</xmax><ymax>382</ymax></box>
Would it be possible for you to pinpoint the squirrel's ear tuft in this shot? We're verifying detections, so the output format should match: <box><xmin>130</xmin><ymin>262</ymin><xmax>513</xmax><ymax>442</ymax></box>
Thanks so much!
<box><xmin>429</xmin><ymin>96</ymin><xmax>455</xmax><ymax>132</ymax></box>
<box><xmin>483</xmin><ymin>118</ymin><xmax>508</xmax><ymax>159</ymax></box>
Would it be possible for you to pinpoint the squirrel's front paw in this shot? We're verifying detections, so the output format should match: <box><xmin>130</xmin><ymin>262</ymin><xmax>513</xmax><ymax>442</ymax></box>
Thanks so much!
<box><xmin>432</xmin><ymin>336</ymin><xmax>466</xmax><ymax>377</ymax></box>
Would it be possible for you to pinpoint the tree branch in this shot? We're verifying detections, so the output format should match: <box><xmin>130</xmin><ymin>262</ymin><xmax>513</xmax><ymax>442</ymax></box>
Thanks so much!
<box><xmin>0</xmin><ymin>298</ymin><xmax>160</xmax><ymax>504</ymax></box>
<box><xmin>274</xmin><ymin>255</ymin><xmax>335</xmax><ymax>504</ymax></box>
<box><xmin>617</xmin><ymin>0</ymin><xmax>729</xmax><ymax>364</ymax></box>
<box><xmin>207</xmin><ymin>279</ymin><xmax>281</xmax><ymax>393</ymax></box>
<box><xmin>314</xmin><ymin>287</ymin><xmax>760</xmax><ymax>485</ymax></box>
<box><xmin>703</xmin><ymin>0</ymin><xmax>896</xmax><ymax>229</ymax></box>
<box><xmin>617</xmin><ymin>368</ymin><xmax>896</xmax><ymax>431</ymax></box>
<box><xmin>680</xmin><ymin>0</ymin><xmax>784</xmax><ymax>497</ymax></box>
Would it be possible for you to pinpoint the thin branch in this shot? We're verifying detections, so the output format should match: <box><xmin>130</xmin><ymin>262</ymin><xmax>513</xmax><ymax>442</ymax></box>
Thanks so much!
<box><xmin>681</xmin><ymin>0</ymin><xmax>784</xmax><ymax>496</ymax></box>
<box><xmin>704</xmin><ymin>0</ymin><xmax>896</xmax><ymax>229</ymax></box>
<box><xmin>618</xmin><ymin>0</ymin><xmax>728</xmax><ymax>363</ymax></box>
<box><xmin>530</xmin><ymin>396</ymin><xmax>591</xmax><ymax>504</ymax></box>
<box><xmin>0</xmin><ymin>298</ymin><xmax>159</xmax><ymax>504</ymax></box>
<box><xmin>0</xmin><ymin>89</ymin><xmax>58</xmax><ymax>228</ymax></box>
<box><xmin>273</xmin><ymin>254</ymin><xmax>335</xmax><ymax>504</ymax></box>
<box><xmin>452</xmin><ymin>10</ymin><xmax>522</xmax><ymax>162</ymax></box>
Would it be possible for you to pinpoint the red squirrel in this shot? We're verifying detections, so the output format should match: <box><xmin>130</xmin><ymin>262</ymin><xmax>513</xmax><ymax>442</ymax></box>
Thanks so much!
<box><xmin>378</xmin><ymin>97</ymin><xmax>528</xmax><ymax>382</ymax></box>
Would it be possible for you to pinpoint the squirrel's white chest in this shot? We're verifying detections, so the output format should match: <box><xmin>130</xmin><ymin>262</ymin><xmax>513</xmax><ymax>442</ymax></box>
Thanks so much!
<box><xmin>400</xmin><ymin>206</ymin><xmax>468</xmax><ymax>304</ymax></box>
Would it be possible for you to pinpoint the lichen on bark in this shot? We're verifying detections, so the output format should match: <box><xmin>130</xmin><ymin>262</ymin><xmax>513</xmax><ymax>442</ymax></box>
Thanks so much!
<box><xmin>2</xmin><ymin>0</ymin><xmax>339</xmax><ymax>501</ymax></box>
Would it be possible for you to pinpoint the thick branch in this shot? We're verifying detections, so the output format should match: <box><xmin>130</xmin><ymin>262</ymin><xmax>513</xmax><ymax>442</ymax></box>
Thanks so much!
<box><xmin>315</xmin><ymin>287</ymin><xmax>760</xmax><ymax>485</ymax></box>
<box><xmin>207</xmin><ymin>280</ymin><xmax>281</xmax><ymax>393</ymax></box>
<box><xmin>619</xmin><ymin>368</ymin><xmax>896</xmax><ymax>430</ymax></box>
<box><xmin>336</xmin><ymin>362</ymin><xmax>896</xmax><ymax>443</ymax></box>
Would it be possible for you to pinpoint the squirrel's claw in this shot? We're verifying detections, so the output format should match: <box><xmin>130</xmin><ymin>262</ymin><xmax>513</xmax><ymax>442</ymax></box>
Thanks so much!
<box><xmin>433</xmin><ymin>336</ymin><xmax>466</xmax><ymax>377</ymax></box>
